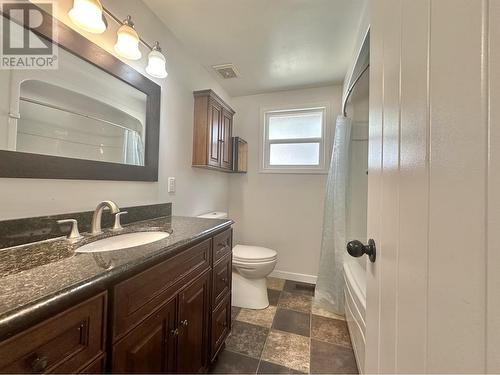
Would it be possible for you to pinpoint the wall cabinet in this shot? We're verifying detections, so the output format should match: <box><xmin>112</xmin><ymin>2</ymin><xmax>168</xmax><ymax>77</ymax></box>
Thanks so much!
<box><xmin>0</xmin><ymin>227</ymin><xmax>233</xmax><ymax>374</ymax></box>
<box><xmin>193</xmin><ymin>90</ymin><xmax>235</xmax><ymax>172</ymax></box>
<box><xmin>232</xmin><ymin>137</ymin><xmax>248</xmax><ymax>173</ymax></box>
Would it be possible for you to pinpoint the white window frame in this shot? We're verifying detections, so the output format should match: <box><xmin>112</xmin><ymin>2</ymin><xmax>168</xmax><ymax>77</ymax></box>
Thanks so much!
<box><xmin>260</xmin><ymin>104</ymin><xmax>330</xmax><ymax>174</ymax></box>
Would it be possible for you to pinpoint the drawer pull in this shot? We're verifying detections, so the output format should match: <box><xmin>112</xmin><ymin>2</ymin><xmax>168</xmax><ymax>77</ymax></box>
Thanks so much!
<box><xmin>31</xmin><ymin>355</ymin><xmax>48</xmax><ymax>373</ymax></box>
<box><xmin>170</xmin><ymin>328</ymin><xmax>179</xmax><ymax>336</ymax></box>
<box><xmin>181</xmin><ymin>319</ymin><xmax>189</xmax><ymax>327</ymax></box>
<box><xmin>78</xmin><ymin>321</ymin><xmax>89</xmax><ymax>346</ymax></box>
<box><xmin>217</xmin><ymin>242</ymin><xmax>228</xmax><ymax>248</ymax></box>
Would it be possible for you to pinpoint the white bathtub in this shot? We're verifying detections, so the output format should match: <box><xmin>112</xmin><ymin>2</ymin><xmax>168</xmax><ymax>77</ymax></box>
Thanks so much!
<box><xmin>343</xmin><ymin>261</ymin><xmax>366</xmax><ymax>373</ymax></box>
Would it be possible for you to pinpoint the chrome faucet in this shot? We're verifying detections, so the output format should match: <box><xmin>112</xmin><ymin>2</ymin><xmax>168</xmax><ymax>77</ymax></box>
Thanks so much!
<box><xmin>91</xmin><ymin>200</ymin><xmax>120</xmax><ymax>234</ymax></box>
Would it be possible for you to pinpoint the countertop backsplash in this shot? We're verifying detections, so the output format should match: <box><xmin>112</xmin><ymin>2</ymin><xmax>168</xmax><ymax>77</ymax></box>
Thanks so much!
<box><xmin>0</xmin><ymin>202</ymin><xmax>172</xmax><ymax>250</ymax></box>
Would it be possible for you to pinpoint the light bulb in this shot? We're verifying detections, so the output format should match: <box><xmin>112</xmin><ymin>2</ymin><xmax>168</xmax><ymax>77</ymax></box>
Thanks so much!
<box><xmin>68</xmin><ymin>0</ymin><xmax>106</xmax><ymax>34</ymax></box>
<box><xmin>146</xmin><ymin>42</ymin><xmax>168</xmax><ymax>78</ymax></box>
<box><xmin>114</xmin><ymin>16</ymin><xmax>142</xmax><ymax>60</ymax></box>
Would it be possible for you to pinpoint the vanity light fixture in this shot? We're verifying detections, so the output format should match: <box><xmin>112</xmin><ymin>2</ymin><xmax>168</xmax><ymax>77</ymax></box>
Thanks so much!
<box><xmin>114</xmin><ymin>16</ymin><xmax>142</xmax><ymax>61</ymax></box>
<box><xmin>68</xmin><ymin>2</ymin><xmax>169</xmax><ymax>79</ymax></box>
<box><xmin>68</xmin><ymin>0</ymin><xmax>107</xmax><ymax>34</ymax></box>
<box><xmin>146</xmin><ymin>42</ymin><xmax>168</xmax><ymax>79</ymax></box>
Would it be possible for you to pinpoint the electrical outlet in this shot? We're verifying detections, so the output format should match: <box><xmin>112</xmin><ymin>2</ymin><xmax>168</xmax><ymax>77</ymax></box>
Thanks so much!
<box><xmin>168</xmin><ymin>177</ymin><xmax>176</xmax><ymax>193</ymax></box>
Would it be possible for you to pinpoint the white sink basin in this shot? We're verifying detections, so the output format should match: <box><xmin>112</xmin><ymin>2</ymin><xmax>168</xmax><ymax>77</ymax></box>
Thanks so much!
<box><xmin>76</xmin><ymin>231</ymin><xmax>170</xmax><ymax>253</ymax></box>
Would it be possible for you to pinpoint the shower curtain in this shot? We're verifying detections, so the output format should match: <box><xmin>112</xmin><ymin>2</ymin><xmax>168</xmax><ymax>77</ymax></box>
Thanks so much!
<box><xmin>314</xmin><ymin>115</ymin><xmax>352</xmax><ymax>315</ymax></box>
<box><xmin>123</xmin><ymin>130</ymin><xmax>144</xmax><ymax>166</ymax></box>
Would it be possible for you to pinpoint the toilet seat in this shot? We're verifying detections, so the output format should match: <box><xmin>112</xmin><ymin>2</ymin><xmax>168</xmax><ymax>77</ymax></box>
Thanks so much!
<box><xmin>233</xmin><ymin>245</ymin><xmax>277</xmax><ymax>263</ymax></box>
<box><xmin>232</xmin><ymin>244</ymin><xmax>278</xmax><ymax>309</ymax></box>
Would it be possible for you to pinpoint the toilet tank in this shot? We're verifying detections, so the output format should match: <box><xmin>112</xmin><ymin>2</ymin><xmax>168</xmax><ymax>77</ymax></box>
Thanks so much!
<box><xmin>196</xmin><ymin>212</ymin><xmax>228</xmax><ymax>219</ymax></box>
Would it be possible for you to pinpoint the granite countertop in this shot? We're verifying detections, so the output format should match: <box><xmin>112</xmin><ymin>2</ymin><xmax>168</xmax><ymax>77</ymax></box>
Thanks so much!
<box><xmin>0</xmin><ymin>216</ymin><xmax>233</xmax><ymax>340</ymax></box>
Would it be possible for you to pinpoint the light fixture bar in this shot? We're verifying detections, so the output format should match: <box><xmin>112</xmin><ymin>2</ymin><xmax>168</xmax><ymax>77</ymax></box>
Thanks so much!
<box><xmin>68</xmin><ymin>1</ymin><xmax>168</xmax><ymax>78</ymax></box>
<box><xmin>102</xmin><ymin>6</ymin><xmax>153</xmax><ymax>50</ymax></box>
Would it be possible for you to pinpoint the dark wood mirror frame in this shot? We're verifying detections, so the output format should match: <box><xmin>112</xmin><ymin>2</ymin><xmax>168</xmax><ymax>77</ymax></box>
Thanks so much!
<box><xmin>0</xmin><ymin>5</ymin><xmax>161</xmax><ymax>181</ymax></box>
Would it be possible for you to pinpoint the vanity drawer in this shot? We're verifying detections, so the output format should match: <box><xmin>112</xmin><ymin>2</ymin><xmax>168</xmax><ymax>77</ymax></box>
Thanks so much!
<box><xmin>0</xmin><ymin>293</ymin><xmax>106</xmax><ymax>374</ymax></box>
<box><xmin>210</xmin><ymin>294</ymin><xmax>231</xmax><ymax>361</ymax></box>
<box><xmin>112</xmin><ymin>239</ymin><xmax>211</xmax><ymax>341</ymax></box>
<box><xmin>212</xmin><ymin>253</ymin><xmax>232</xmax><ymax>307</ymax></box>
<box><xmin>213</xmin><ymin>229</ymin><xmax>232</xmax><ymax>264</ymax></box>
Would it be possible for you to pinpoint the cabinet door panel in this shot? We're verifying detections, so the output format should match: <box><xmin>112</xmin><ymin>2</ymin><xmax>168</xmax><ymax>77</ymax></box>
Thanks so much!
<box><xmin>221</xmin><ymin>110</ymin><xmax>233</xmax><ymax>170</ymax></box>
<box><xmin>112</xmin><ymin>239</ymin><xmax>211</xmax><ymax>341</ymax></box>
<box><xmin>209</xmin><ymin>101</ymin><xmax>221</xmax><ymax>167</ymax></box>
<box><xmin>112</xmin><ymin>298</ymin><xmax>176</xmax><ymax>374</ymax></box>
<box><xmin>193</xmin><ymin>90</ymin><xmax>236</xmax><ymax>171</ymax></box>
<box><xmin>177</xmin><ymin>271</ymin><xmax>210</xmax><ymax>373</ymax></box>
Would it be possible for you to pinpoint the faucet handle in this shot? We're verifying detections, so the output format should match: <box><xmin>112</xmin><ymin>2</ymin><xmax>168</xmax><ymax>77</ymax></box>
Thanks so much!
<box><xmin>57</xmin><ymin>219</ymin><xmax>82</xmax><ymax>240</ymax></box>
<box><xmin>113</xmin><ymin>211</ymin><xmax>128</xmax><ymax>231</ymax></box>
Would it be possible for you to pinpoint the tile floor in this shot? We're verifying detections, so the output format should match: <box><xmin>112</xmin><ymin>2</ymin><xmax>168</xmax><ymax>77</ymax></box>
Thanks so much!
<box><xmin>210</xmin><ymin>277</ymin><xmax>359</xmax><ymax>374</ymax></box>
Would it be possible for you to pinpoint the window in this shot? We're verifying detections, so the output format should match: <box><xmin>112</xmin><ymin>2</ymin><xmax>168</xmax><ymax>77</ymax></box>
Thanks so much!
<box><xmin>261</xmin><ymin>106</ymin><xmax>328</xmax><ymax>173</ymax></box>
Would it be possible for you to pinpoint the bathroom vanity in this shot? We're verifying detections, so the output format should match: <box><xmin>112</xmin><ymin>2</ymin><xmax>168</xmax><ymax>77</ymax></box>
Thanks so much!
<box><xmin>0</xmin><ymin>214</ymin><xmax>233</xmax><ymax>374</ymax></box>
<box><xmin>0</xmin><ymin>7</ymin><xmax>236</xmax><ymax>373</ymax></box>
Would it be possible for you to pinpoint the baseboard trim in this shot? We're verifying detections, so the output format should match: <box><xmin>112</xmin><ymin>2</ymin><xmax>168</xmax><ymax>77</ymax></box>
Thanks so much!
<box><xmin>270</xmin><ymin>270</ymin><xmax>317</xmax><ymax>284</ymax></box>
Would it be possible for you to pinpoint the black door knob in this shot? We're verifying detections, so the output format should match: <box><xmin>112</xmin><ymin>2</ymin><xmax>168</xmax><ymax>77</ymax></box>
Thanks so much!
<box><xmin>346</xmin><ymin>239</ymin><xmax>376</xmax><ymax>263</ymax></box>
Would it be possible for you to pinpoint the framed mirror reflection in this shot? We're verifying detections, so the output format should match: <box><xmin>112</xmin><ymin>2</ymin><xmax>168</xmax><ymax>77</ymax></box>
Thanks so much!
<box><xmin>0</xmin><ymin>4</ymin><xmax>160</xmax><ymax>181</ymax></box>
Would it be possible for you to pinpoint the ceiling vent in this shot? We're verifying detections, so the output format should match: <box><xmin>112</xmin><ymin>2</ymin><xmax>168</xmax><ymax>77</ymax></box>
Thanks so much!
<box><xmin>212</xmin><ymin>64</ymin><xmax>239</xmax><ymax>79</ymax></box>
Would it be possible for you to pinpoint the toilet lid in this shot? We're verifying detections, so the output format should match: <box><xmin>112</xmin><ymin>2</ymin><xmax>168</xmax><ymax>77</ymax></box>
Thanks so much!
<box><xmin>233</xmin><ymin>245</ymin><xmax>277</xmax><ymax>263</ymax></box>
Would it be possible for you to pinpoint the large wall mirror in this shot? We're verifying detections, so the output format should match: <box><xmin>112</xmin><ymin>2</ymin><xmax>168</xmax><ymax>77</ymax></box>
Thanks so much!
<box><xmin>0</xmin><ymin>5</ymin><xmax>160</xmax><ymax>181</ymax></box>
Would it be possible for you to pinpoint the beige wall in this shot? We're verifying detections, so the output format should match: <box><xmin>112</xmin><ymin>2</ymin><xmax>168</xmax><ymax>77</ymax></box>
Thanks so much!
<box><xmin>366</xmin><ymin>0</ymin><xmax>499</xmax><ymax>373</ymax></box>
<box><xmin>228</xmin><ymin>85</ymin><xmax>342</xmax><ymax>282</ymax></box>
<box><xmin>0</xmin><ymin>0</ymin><xmax>231</xmax><ymax>219</ymax></box>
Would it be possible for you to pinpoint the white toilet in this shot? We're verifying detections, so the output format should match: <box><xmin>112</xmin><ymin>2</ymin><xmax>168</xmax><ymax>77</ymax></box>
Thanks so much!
<box><xmin>197</xmin><ymin>212</ymin><xmax>278</xmax><ymax>309</ymax></box>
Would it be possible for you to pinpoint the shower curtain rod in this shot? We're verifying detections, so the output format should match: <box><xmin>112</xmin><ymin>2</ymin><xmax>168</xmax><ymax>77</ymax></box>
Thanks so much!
<box><xmin>342</xmin><ymin>63</ymin><xmax>370</xmax><ymax>117</ymax></box>
<box><xmin>18</xmin><ymin>97</ymin><xmax>140</xmax><ymax>133</ymax></box>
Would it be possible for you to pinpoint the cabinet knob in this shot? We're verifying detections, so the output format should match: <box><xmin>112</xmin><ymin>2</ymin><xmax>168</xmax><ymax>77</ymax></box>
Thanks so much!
<box><xmin>170</xmin><ymin>328</ymin><xmax>179</xmax><ymax>336</ymax></box>
<box><xmin>31</xmin><ymin>355</ymin><xmax>48</xmax><ymax>373</ymax></box>
<box><xmin>181</xmin><ymin>319</ymin><xmax>188</xmax><ymax>327</ymax></box>
<box><xmin>221</xmin><ymin>277</ymin><xmax>228</xmax><ymax>283</ymax></box>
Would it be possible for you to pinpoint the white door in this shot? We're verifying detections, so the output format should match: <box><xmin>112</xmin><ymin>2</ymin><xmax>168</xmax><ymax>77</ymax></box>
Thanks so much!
<box><xmin>364</xmin><ymin>0</ymin><xmax>500</xmax><ymax>373</ymax></box>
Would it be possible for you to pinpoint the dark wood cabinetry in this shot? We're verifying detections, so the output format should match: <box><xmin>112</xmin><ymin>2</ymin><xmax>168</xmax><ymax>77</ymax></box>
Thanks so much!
<box><xmin>81</xmin><ymin>356</ymin><xmax>106</xmax><ymax>373</ymax></box>
<box><xmin>232</xmin><ymin>137</ymin><xmax>248</xmax><ymax>173</ymax></box>
<box><xmin>210</xmin><ymin>229</ymin><xmax>233</xmax><ymax>361</ymax></box>
<box><xmin>193</xmin><ymin>90</ymin><xmax>235</xmax><ymax>172</ymax></box>
<box><xmin>0</xmin><ymin>293</ymin><xmax>106</xmax><ymax>374</ymax></box>
<box><xmin>212</xmin><ymin>254</ymin><xmax>232</xmax><ymax>308</ymax></box>
<box><xmin>177</xmin><ymin>272</ymin><xmax>210</xmax><ymax>373</ymax></box>
<box><xmin>113</xmin><ymin>271</ymin><xmax>211</xmax><ymax>374</ymax></box>
<box><xmin>208</xmin><ymin>100</ymin><xmax>222</xmax><ymax>168</ymax></box>
<box><xmin>111</xmin><ymin>239</ymin><xmax>211</xmax><ymax>342</ymax></box>
<box><xmin>220</xmin><ymin>109</ymin><xmax>233</xmax><ymax>170</ymax></box>
<box><xmin>211</xmin><ymin>294</ymin><xmax>231</xmax><ymax>361</ymax></box>
<box><xmin>213</xmin><ymin>228</ymin><xmax>232</xmax><ymax>264</ymax></box>
<box><xmin>0</xmin><ymin>227</ymin><xmax>233</xmax><ymax>374</ymax></box>
<box><xmin>112</xmin><ymin>298</ymin><xmax>176</xmax><ymax>374</ymax></box>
